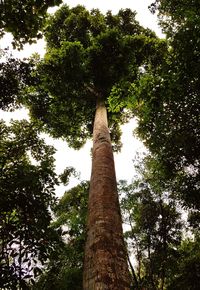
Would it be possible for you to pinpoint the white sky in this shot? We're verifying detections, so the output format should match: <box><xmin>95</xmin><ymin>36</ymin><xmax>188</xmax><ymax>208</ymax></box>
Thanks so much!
<box><xmin>0</xmin><ymin>0</ymin><xmax>161</xmax><ymax>196</ymax></box>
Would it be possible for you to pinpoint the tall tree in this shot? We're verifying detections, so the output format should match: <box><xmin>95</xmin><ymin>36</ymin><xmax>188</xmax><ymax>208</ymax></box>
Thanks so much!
<box><xmin>0</xmin><ymin>119</ymin><xmax>58</xmax><ymax>289</ymax></box>
<box><xmin>25</xmin><ymin>5</ymin><xmax>165</xmax><ymax>289</ymax></box>
<box><xmin>130</xmin><ymin>1</ymin><xmax>200</xmax><ymax>209</ymax></box>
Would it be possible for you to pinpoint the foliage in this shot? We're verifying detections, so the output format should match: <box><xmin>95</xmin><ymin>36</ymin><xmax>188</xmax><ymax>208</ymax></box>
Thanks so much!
<box><xmin>130</xmin><ymin>2</ymin><xmax>200</xmax><ymax>209</ymax></box>
<box><xmin>0</xmin><ymin>49</ymin><xmax>35</xmax><ymax>111</ymax></box>
<box><xmin>119</xmin><ymin>155</ymin><xmax>183</xmax><ymax>289</ymax></box>
<box><xmin>0</xmin><ymin>0</ymin><xmax>62</xmax><ymax>48</ymax></box>
<box><xmin>167</xmin><ymin>237</ymin><xmax>200</xmax><ymax>290</ymax></box>
<box><xmin>34</xmin><ymin>181</ymin><xmax>89</xmax><ymax>290</ymax></box>
<box><xmin>25</xmin><ymin>5</ymin><xmax>166</xmax><ymax>150</ymax></box>
<box><xmin>0</xmin><ymin>119</ymin><xmax>58</xmax><ymax>289</ymax></box>
<box><xmin>149</xmin><ymin>0</ymin><xmax>200</xmax><ymax>37</ymax></box>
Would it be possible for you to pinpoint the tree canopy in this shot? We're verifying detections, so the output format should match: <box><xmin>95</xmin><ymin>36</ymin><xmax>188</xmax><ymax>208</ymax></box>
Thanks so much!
<box><xmin>25</xmin><ymin>5</ymin><xmax>166</xmax><ymax>149</ymax></box>
<box><xmin>0</xmin><ymin>0</ymin><xmax>62</xmax><ymax>48</ymax></box>
<box><xmin>0</xmin><ymin>50</ymin><xmax>35</xmax><ymax>110</ymax></box>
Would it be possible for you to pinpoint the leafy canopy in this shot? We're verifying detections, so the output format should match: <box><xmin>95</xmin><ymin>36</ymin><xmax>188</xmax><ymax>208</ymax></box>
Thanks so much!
<box><xmin>0</xmin><ymin>0</ymin><xmax>62</xmax><ymax>48</ymax></box>
<box><xmin>0</xmin><ymin>49</ymin><xmax>35</xmax><ymax>111</ymax></box>
<box><xmin>130</xmin><ymin>1</ymin><xmax>200</xmax><ymax>208</ymax></box>
<box><xmin>26</xmin><ymin>5</ymin><xmax>166</xmax><ymax>149</ymax></box>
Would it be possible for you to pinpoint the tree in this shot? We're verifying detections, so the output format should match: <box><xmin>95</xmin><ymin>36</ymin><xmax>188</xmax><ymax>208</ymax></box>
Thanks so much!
<box><xmin>130</xmin><ymin>1</ymin><xmax>200</xmax><ymax>209</ymax></box>
<box><xmin>0</xmin><ymin>49</ymin><xmax>35</xmax><ymax>110</ymax></box>
<box><xmin>0</xmin><ymin>0</ymin><xmax>62</xmax><ymax>48</ymax></box>
<box><xmin>0</xmin><ymin>119</ymin><xmax>58</xmax><ymax>289</ymax></box>
<box><xmin>24</xmin><ymin>5</ymin><xmax>166</xmax><ymax>289</ymax></box>
<box><xmin>34</xmin><ymin>181</ymin><xmax>89</xmax><ymax>290</ymax></box>
<box><xmin>167</xmin><ymin>236</ymin><xmax>200</xmax><ymax>290</ymax></box>
<box><xmin>149</xmin><ymin>0</ymin><xmax>200</xmax><ymax>37</ymax></box>
<box><xmin>119</xmin><ymin>156</ymin><xmax>183</xmax><ymax>290</ymax></box>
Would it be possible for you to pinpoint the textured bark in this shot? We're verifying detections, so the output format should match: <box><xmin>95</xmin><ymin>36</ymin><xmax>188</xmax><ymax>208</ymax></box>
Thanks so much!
<box><xmin>83</xmin><ymin>98</ymin><xmax>130</xmax><ymax>290</ymax></box>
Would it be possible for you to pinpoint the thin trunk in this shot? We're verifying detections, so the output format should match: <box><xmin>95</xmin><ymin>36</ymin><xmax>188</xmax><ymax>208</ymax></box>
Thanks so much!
<box><xmin>159</xmin><ymin>200</ymin><xmax>166</xmax><ymax>290</ymax></box>
<box><xmin>19</xmin><ymin>234</ymin><xmax>22</xmax><ymax>290</ymax></box>
<box><xmin>83</xmin><ymin>97</ymin><xmax>130</xmax><ymax>289</ymax></box>
<box><xmin>127</xmin><ymin>254</ymin><xmax>139</xmax><ymax>289</ymax></box>
<box><xmin>147</xmin><ymin>241</ymin><xmax>156</xmax><ymax>290</ymax></box>
<box><xmin>128</xmin><ymin>214</ymin><xmax>142</xmax><ymax>282</ymax></box>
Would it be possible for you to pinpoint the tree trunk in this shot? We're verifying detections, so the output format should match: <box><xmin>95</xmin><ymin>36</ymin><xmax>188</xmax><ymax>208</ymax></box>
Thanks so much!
<box><xmin>127</xmin><ymin>254</ymin><xmax>139</xmax><ymax>289</ymax></box>
<box><xmin>83</xmin><ymin>97</ymin><xmax>130</xmax><ymax>289</ymax></box>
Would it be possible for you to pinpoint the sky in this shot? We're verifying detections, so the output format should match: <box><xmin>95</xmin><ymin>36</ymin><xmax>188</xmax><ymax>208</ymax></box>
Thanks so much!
<box><xmin>1</xmin><ymin>0</ymin><xmax>162</xmax><ymax>196</ymax></box>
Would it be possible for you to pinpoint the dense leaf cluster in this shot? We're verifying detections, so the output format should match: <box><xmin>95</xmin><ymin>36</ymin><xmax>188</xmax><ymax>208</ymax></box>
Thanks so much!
<box><xmin>0</xmin><ymin>0</ymin><xmax>62</xmax><ymax>48</ymax></box>
<box><xmin>26</xmin><ymin>5</ymin><xmax>166</xmax><ymax>149</ymax></box>
<box><xmin>0</xmin><ymin>120</ymin><xmax>58</xmax><ymax>289</ymax></box>
<box><xmin>119</xmin><ymin>159</ymin><xmax>183</xmax><ymax>290</ymax></box>
<box><xmin>167</xmin><ymin>237</ymin><xmax>200</xmax><ymax>290</ymax></box>
<box><xmin>150</xmin><ymin>0</ymin><xmax>200</xmax><ymax>36</ymax></box>
<box><xmin>131</xmin><ymin>2</ymin><xmax>200</xmax><ymax>209</ymax></box>
<box><xmin>0</xmin><ymin>51</ymin><xmax>35</xmax><ymax>110</ymax></box>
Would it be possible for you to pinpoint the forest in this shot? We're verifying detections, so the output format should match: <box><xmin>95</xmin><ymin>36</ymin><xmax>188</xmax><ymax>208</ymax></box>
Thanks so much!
<box><xmin>0</xmin><ymin>0</ymin><xmax>200</xmax><ymax>289</ymax></box>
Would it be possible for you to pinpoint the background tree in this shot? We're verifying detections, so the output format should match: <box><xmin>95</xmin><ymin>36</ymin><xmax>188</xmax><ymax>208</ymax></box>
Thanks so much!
<box><xmin>129</xmin><ymin>1</ymin><xmax>200</xmax><ymax>210</ymax></box>
<box><xmin>167</xmin><ymin>236</ymin><xmax>200</xmax><ymax>290</ymax></box>
<box><xmin>0</xmin><ymin>0</ymin><xmax>62</xmax><ymax>48</ymax></box>
<box><xmin>127</xmin><ymin>4</ymin><xmax>200</xmax><ymax>287</ymax></box>
<box><xmin>0</xmin><ymin>49</ymin><xmax>35</xmax><ymax>110</ymax></box>
<box><xmin>34</xmin><ymin>181</ymin><xmax>89</xmax><ymax>290</ymax></box>
<box><xmin>24</xmin><ymin>5</ymin><xmax>166</xmax><ymax>289</ymax></box>
<box><xmin>119</xmin><ymin>156</ymin><xmax>183</xmax><ymax>290</ymax></box>
<box><xmin>0</xmin><ymin>119</ymin><xmax>59</xmax><ymax>289</ymax></box>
